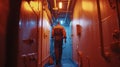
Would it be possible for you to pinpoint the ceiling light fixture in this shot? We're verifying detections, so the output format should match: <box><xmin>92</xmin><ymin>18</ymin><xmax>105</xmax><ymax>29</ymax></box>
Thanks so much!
<box><xmin>59</xmin><ymin>1</ymin><xmax>62</xmax><ymax>9</ymax></box>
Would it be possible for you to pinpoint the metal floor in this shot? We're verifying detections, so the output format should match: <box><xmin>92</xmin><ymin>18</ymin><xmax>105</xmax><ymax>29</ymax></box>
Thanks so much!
<box><xmin>44</xmin><ymin>58</ymin><xmax>78</xmax><ymax>67</ymax></box>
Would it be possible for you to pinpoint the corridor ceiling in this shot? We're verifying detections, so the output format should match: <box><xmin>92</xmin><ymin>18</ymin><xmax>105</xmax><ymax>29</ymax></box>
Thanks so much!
<box><xmin>47</xmin><ymin>0</ymin><xmax>76</xmax><ymax>19</ymax></box>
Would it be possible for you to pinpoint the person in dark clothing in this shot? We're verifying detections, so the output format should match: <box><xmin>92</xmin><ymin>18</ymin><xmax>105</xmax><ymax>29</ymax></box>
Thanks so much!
<box><xmin>52</xmin><ymin>22</ymin><xmax>66</xmax><ymax>66</ymax></box>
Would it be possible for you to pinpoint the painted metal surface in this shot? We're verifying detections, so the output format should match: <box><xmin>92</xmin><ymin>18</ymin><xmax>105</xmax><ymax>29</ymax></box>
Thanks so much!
<box><xmin>72</xmin><ymin>0</ymin><xmax>120</xmax><ymax>67</ymax></box>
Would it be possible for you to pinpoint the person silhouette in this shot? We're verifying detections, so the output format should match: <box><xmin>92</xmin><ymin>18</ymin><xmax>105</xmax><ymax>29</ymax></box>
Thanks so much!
<box><xmin>52</xmin><ymin>22</ymin><xmax>66</xmax><ymax>66</ymax></box>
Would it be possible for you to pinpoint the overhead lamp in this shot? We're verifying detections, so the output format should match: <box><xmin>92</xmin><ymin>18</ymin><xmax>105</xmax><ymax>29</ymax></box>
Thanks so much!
<box><xmin>59</xmin><ymin>1</ymin><xmax>62</xmax><ymax>9</ymax></box>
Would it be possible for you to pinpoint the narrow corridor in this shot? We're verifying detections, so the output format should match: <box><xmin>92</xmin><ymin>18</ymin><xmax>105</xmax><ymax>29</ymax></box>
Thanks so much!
<box><xmin>1</xmin><ymin>0</ymin><xmax>120</xmax><ymax>67</ymax></box>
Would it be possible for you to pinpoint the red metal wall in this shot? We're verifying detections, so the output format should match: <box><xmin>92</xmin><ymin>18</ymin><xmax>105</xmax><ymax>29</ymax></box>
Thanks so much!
<box><xmin>72</xmin><ymin>0</ymin><xmax>120</xmax><ymax>67</ymax></box>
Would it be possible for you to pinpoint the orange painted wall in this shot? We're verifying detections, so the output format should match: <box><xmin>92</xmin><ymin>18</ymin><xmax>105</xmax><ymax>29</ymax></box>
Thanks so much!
<box><xmin>19</xmin><ymin>1</ymin><xmax>51</xmax><ymax>67</ymax></box>
<box><xmin>72</xmin><ymin>0</ymin><xmax>120</xmax><ymax>67</ymax></box>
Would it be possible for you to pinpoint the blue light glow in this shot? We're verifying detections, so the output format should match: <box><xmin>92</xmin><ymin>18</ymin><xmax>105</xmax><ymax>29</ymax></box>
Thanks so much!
<box><xmin>60</xmin><ymin>20</ymin><xmax>64</xmax><ymax>24</ymax></box>
<box><xmin>19</xmin><ymin>20</ymin><xmax>22</xmax><ymax>26</ymax></box>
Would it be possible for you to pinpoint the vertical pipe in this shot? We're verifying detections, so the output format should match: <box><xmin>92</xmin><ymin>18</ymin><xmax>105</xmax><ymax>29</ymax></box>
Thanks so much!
<box><xmin>96</xmin><ymin>0</ymin><xmax>107</xmax><ymax>59</ymax></box>
<box><xmin>54</xmin><ymin>0</ymin><xmax>57</xmax><ymax>8</ymax></box>
<box><xmin>116</xmin><ymin>0</ymin><xmax>120</xmax><ymax>31</ymax></box>
<box><xmin>36</xmin><ymin>8</ymin><xmax>38</xmax><ymax>67</ymax></box>
<box><xmin>40</xmin><ymin>0</ymin><xmax>43</xmax><ymax>66</ymax></box>
<box><xmin>115</xmin><ymin>0</ymin><xmax>120</xmax><ymax>51</ymax></box>
<box><xmin>36</xmin><ymin>1</ymin><xmax>40</xmax><ymax>67</ymax></box>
